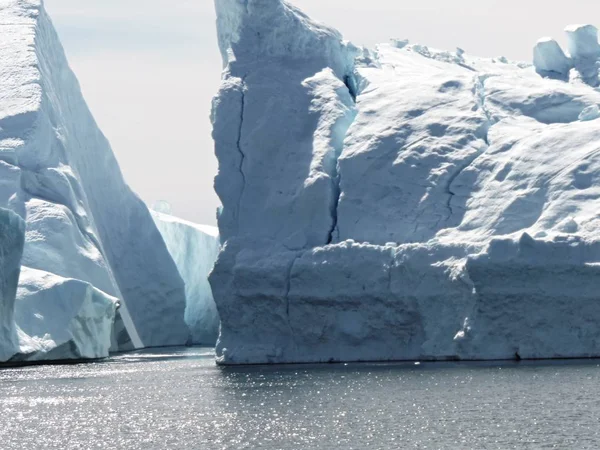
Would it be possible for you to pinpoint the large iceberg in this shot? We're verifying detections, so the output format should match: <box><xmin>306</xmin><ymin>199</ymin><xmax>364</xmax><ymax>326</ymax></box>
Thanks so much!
<box><xmin>211</xmin><ymin>0</ymin><xmax>600</xmax><ymax>364</ymax></box>
<box><xmin>0</xmin><ymin>0</ymin><xmax>188</xmax><ymax>362</ymax></box>
<box><xmin>152</xmin><ymin>209</ymin><xmax>221</xmax><ymax>345</ymax></box>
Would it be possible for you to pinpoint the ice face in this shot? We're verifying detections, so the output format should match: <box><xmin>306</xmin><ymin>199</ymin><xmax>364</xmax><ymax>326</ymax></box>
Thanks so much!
<box><xmin>152</xmin><ymin>211</ymin><xmax>221</xmax><ymax>345</ymax></box>
<box><xmin>533</xmin><ymin>38</ymin><xmax>572</xmax><ymax>76</ymax></box>
<box><xmin>565</xmin><ymin>24</ymin><xmax>600</xmax><ymax>60</ymax></box>
<box><xmin>0</xmin><ymin>209</ymin><xmax>25</xmax><ymax>362</ymax></box>
<box><xmin>211</xmin><ymin>0</ymin><xmax>600</xmax><ymax>364</ymax></box>
<box><xmin>565</xmin><ymin>25</ymin><xmax>600</xmax><ymax>86</ymax></box>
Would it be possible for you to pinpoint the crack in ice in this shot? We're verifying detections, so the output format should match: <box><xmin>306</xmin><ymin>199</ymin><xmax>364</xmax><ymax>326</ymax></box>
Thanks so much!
<box><xmin>444</xmin><ymin>75</ymin><xmax>498</xmax><ymax>222</ymax></box>
<box><xmin>235</xmin><ymin>77</ymin><xmax>247</xmax><ymax>234</ymax></box>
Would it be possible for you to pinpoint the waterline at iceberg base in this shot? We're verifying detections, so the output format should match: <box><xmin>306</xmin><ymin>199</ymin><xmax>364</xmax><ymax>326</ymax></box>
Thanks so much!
<box><xmin>211</xmin><ymin>0</ymin><xmax>600</xmax><ymax>364</ymax></box>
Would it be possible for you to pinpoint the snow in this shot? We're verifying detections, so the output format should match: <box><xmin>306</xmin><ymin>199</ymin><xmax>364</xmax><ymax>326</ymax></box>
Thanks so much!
<box><xmin>211</xmin><ymin>0</ymin><xmax>600</xmax><ymax>364</ymax></box>
<box><xmin>152</xmin><ymin>211</ymin><xmax>221</xmax><ymax>345</ymax></box>
<box><xmin>0</xmin><ymin>0</ymin><xmax>188</xmax><ymax>362</ymax></box>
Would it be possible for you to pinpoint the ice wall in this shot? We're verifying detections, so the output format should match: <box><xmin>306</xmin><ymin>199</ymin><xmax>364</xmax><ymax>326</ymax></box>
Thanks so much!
<box><xmin>152</xmin><ymin>211</ymin><xmax>221</xmax><ymax>345</ymax></box>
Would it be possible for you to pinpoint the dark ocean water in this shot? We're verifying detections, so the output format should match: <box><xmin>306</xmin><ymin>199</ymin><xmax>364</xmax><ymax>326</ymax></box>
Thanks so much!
<box><xmin>1</xmin><ymin>348</ymin><xmax>599</xmax><ymax>449</ymax></box>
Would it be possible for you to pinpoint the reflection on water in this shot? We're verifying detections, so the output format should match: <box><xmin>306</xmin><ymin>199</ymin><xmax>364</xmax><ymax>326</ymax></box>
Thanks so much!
<box><xmin>1</xmin><ymin>348</ymin><xmax>599</xmax><ymax>449</ymax></box>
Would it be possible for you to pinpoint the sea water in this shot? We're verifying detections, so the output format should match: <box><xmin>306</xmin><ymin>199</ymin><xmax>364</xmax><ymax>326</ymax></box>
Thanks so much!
<box><xmin>1</xmin><ymin>348</ymin><xmax>599</xmax><ymax>449</ymax></box>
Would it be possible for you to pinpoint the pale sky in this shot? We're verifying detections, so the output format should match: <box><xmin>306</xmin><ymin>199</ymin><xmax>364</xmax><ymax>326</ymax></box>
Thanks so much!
<box><xmin>43</xmin><ymin>0</ymin><xmax>600</xmax><ymax>225</ymax></box>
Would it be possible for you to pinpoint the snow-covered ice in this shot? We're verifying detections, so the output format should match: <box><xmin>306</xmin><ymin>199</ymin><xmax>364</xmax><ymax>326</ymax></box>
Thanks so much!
<box><xmin>0</xmin><ymin>0</ymin><xmax>188</xmax><ymax>362</ymax></box>
<box><xmin>211</xmin><ymin>0</ymin><xmax>600</xmax><ymax>364</ymax></box>
<box><xmin>152</xmin><ymin>210</ymin><xmax>221</xmax><ymax>345</ymax></box>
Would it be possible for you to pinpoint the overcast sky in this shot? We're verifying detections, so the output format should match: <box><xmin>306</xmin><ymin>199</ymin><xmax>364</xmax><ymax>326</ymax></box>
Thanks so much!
<box><xmin>44</xmin><ymin>0</ymin><xmax>600</xmax><ymax>225</ymax></box>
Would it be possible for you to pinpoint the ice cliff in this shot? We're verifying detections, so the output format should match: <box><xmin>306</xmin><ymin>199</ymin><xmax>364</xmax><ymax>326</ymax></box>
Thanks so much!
<box><xmin>211</xmin><ymin>0</ymin><xmax>600</xmax><ymax>364</ymax></box>
<box><xmin>152</xmin><ymin>209</ymin><xmax>221</xmax><ymax>345</ymax></box>
<box><xmin>0</xmin><ymin>0</ymin><xmax>188</xmax><ymax>362</ymax></box>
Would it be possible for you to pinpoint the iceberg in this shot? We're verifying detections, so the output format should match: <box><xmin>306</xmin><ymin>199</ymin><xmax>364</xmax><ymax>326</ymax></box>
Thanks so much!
<box><xmin>152</xmin><ymin>209</ymin><xmax>221</xmax><ymax>345</ymax></box>
<box><xmin>0</xmin><ymin>0</ymin><xmax>188</xmax><ymax>361</ymax></box>
<box><xmin>211</xmin><ymin>0</ymin><xmax>600</xmax><ymax>364</ymax></box>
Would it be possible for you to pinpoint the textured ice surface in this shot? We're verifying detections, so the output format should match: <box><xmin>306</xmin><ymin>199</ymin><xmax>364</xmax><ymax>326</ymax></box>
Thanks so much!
<box><xmin>152</xmin><ymin>211</ymin><xmax>221</xmax><ymax>345</ymax></box>
<box><xmin>0</xmin><ymin>0</ymin><xmax>188</xmax><ymax>361</ymax></box>
<box><xmin>211</xmin><ymin>0</ymin><xmax>600</xmax><ymax>364</ymax></box>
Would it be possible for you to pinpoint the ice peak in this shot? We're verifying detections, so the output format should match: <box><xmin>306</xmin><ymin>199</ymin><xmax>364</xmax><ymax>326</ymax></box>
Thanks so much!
<box><xmin>214</xmin><ymin>0</ymin><xmax>357</xmax><ymax>78</ymax></box>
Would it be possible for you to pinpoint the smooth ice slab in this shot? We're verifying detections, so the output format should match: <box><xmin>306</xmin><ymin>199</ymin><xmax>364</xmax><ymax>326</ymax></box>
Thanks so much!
<box><xmin>533</xmin><ymin>37</ymin><xmax>572</xmax><ymax>76</ymax></box>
